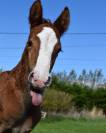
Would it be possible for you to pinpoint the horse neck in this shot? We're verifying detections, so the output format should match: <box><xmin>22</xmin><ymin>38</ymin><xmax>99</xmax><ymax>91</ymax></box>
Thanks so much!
<box><xmin>11</xmin><ymin>48</ymin><xmax>30</xmax><ymax>87</ymax></box>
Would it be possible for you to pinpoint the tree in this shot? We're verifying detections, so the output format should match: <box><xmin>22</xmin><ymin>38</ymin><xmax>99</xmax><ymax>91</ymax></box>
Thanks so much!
<box><xmin>78</xmin><ymin>69</ymin><xmax>88</xmax><ymax>85</ymax></box>
<box><xmin>78</xmin><ymin>69</ymin><xmax>104</xmax><ymax>88</ymax></box>
<box><xmin>56</xmin><ymin>71</ymin><xmax>68</xmax><ymax>82</ymax></box>
<box><xmin>92</xmin><ymin>69</ymin><xmax>103</xmax><ymax>88</ymax></box>
<box><xmin>87</xmin><ymin>70</ymin><xmax>94</xmax><ymax>87</ymax></box>
<box><xmin>68</xmin><ymin>69</ymin><xmax>77</xmax><ymax>83</ymax></box>
<box><xmin>103</xmin><ymin>79</ymin><xmax>106</xmax><ymax>86</ymax></box>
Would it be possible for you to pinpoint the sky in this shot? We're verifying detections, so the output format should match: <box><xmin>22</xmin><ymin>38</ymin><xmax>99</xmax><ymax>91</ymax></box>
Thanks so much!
<box><xmin>0</xmin><ymin>0</ymin><xmax>106</xmax><ymax>76</ymax></box>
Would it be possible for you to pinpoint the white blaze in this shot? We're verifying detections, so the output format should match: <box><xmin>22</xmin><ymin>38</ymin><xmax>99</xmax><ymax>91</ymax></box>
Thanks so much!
<box><xmin>33</xmin><ymin>27</ymin><xmax>57</xmax><ymax>82</ymax></box>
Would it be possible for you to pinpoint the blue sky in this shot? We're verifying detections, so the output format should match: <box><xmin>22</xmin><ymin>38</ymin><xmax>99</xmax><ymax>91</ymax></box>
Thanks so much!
<box><xmin>0</xmin><ymin>0</ymin><xmax>106</xmax><ymax>76</ymax></box>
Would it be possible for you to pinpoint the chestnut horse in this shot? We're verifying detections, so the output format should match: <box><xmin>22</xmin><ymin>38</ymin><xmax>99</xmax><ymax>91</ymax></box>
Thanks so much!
<box><xmin>0</xmin><ymin>0</ymin><xmax>70</xmax><ymax>133</ymax></box>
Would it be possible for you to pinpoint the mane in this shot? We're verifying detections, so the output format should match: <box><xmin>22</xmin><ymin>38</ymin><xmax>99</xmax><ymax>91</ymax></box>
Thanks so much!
<box><xmin>43</xmin><ymin>18</ymin><xmax>52</xmax><ymax>24</ymax></box>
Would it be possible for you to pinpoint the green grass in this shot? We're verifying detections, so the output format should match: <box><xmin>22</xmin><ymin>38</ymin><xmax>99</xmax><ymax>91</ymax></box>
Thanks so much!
<box><xmin>32</xmin><ymin>117</ymin><xmax>106</xmax><ymax>133</ymax></box>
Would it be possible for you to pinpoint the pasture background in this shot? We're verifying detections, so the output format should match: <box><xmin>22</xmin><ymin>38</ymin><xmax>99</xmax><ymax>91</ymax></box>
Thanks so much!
<box><xmin>0</xmin><ymin>1</ymin><xmax>106</xmax><ymax>133</ymax></box>
<box><xmin>32</xmin><ymin>117</ymin><xmax>106</xmax><ymax>133</ymax></box>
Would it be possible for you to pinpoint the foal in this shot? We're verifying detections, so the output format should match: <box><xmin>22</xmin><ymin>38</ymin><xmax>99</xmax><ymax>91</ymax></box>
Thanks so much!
<box><xmin>0</xmin><ymin>0</ymin><xmax>70</xmax><ymax>132</ymax></box>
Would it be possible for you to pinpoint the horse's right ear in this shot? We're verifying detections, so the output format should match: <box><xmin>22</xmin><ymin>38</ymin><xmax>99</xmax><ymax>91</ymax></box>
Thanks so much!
<box><xmin>29</xmin><ymin>0</ymin><xmax>43</xmax><ymax>28</ymax></box>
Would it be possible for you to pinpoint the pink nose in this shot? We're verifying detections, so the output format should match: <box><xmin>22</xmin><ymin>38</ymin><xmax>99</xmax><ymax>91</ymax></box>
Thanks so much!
<box><xmin>29</xmin><ymin>72</ymin><xmax>45</xmax><ymax>88</ymax></box>
<box><xmin>34</xmin><ymin>80</ymin><xmax>45</xmax><ymax>88</ymax></box>
<box><xmin>29</xmin><ymin>72</ymin><xmax>51</xmax><ymax>88</ymax></box>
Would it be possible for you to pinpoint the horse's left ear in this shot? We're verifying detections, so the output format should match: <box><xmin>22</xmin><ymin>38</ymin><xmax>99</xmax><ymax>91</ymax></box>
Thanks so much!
<box><xmin>54</xmin><ymin>7</ymin><xmax>70</xmax><ymax>36</ymax></box>
<box><xmin>29</xmin><ymin>0</ymin><xmax>43</xmax><ymax>28</ymax></box>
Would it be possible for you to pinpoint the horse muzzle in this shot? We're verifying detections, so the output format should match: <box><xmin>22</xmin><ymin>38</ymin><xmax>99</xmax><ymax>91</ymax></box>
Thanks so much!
<box><xmin>28</xmin><ymin>72</ymin><xmax>52</xmax><ymax>106</ymax></box>
<box><xmin>28</xmin><ymin>72</ymin><xmax>52</xmax><ymax>90</ymax></box>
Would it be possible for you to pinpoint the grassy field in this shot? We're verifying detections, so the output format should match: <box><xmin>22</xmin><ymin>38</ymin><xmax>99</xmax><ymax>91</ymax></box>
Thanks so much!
<box><xmin>32</xmin><ymin>117</ymin><xmax>106</xmax><ymax>133</ymax></box>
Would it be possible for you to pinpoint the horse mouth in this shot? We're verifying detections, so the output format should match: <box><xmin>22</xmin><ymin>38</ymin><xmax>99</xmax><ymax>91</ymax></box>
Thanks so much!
<box><xmin>29</xmin><ymin>83</ymin><xmax>44</xmax><ymax>106</ymax></box>
<box><xmin>28</xmin><ymin>75</ymin><xmax>52</xmax><ymax>106</ymax></box>
<box><xmin>30</xmin><ymin>90</ymin><xmax>43</xmax><ymax>106</ymax></box>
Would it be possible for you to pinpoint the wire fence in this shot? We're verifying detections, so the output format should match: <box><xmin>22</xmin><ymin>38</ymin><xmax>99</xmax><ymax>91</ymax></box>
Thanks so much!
<box><xmin>0</xmin><ymin>32</ymin><xmax>106</xmax><ymax>63</ymax></box>
<box><xmin>0</xmin><ymin>32</ymin><xmax>106</xmax><ymax>35</ymax></box>
<box><xmin>0</xmin><ymin>44</ymin><xmax>106</xmax><ymax>49</ymax></box>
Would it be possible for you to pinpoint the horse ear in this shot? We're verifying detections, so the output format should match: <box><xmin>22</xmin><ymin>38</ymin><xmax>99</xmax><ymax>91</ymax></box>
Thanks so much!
<box><xmin>54</xmin><ymin>7</ymin><xmax>70</xmax><ymax>36</ymax></box>
<box><xmin>29</xmin><ymin>0</ymin><xmax>43</xmax><ymax>28</ymax></box>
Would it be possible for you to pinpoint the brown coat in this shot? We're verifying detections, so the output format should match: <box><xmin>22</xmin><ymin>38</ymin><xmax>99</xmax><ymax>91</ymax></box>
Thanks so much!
<box><xmin>0</xmin><ymin>0</ymin><xmax>70</xmax><ymax>132</ymax></box>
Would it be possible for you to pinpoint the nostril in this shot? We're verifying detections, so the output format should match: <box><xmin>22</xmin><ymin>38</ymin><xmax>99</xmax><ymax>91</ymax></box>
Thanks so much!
<box><xmin>30</xmin><ymin>72</ymin><xmax>34</xmax><ymax>78</ymax></box>
<box><xmin>45</xmin><ymin>76</ymin><xmax>51</xmax><ymax>85</ymax></box>
<box><xmin>48</xmin><ymin>76</ymin><xmax>51</xmax><ymax>82</ymax></box>
<box><xmin>34</xmin><ymin>79</ymin><xmax>37</xmax><ymax>82</ymax></box>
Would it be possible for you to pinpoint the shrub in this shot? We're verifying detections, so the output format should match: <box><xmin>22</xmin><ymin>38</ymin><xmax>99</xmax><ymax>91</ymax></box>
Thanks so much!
<box><xmin>42</xmin><ymin>89</ymin><xmax>73</xmax><ymax>113</ymax></box>
<box><xmin>43</xmin><ymin>75</ymin><xmax>106</xmax><ymax>114</ymax></box>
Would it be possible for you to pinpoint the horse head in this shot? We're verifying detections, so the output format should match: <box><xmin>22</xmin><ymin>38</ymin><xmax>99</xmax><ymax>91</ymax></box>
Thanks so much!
<box><xmin>26</xmin><ymin>0</ymin><xmax>70</xmax><ymax>105</ymax></box>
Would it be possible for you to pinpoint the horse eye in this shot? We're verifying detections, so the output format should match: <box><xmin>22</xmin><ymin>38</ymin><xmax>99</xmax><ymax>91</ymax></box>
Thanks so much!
<box><xmin>60</xmin><ymin>49</ymin><xmax>63</xmax><ymax>52</ymax></box>
<box><xmin>58</xmin><ymin>48</ymin><xmax>63</xmax><ymax>53</ymax></box>
<box><xmin>28</xmin><ymin>41</ymin><xmax>32</xmax><ymax>47</ymax></box>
